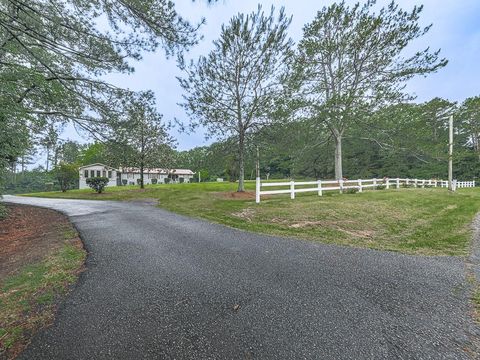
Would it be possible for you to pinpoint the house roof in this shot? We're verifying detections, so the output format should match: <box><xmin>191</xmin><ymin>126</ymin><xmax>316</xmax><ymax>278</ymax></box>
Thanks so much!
<box><xmin>119</xmin><ymin>167</ymin><xmax>195</xmax><ymax>175</ymax></box>
<box><xmin>78</xmin><ymin>163</ymin><xmax>118</xmax><ymax>170</ymax></box>
<box><xmin>170</xmin><ymin>169</ymin><xmax>195</xmax><ymax>175</ymax></box>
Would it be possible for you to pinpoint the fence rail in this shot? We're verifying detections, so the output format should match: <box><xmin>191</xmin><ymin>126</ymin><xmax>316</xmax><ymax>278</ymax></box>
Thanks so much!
<box><xmin>255</xmin><ymin>178</ymin><xmax>475</xmax><ymax>203</ymax></box>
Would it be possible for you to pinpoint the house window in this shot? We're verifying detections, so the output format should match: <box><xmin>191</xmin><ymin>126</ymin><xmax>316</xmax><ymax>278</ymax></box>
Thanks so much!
<box><xmin>90</xmin><ymin>170</ymin><xmax>95</xmax><ymax>178</ymax></box>
<box><xmin>102</xmin><ymin>170</ymin><xmax>106</xmax><ymax>177</ymax></box>
<box><xmin>97</xmin><ymin>170</ymin><xmax>101</xmax><ymax>177</ymax></box>
<box><xmin>108</xmin><ymin>171</ymin><xmax>112</xmax><ymax>178</ymax></box>
<box><xmin>84</xmin><ymin>170</ymin><xmax>88</xmax><ymax>178</ymax></box>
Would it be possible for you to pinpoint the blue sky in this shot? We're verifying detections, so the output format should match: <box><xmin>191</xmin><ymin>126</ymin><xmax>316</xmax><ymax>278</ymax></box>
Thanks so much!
<box><xmin>61</xmin><ymin>0</ymin><xmax>480</xmax><ymax>153</ymax></box>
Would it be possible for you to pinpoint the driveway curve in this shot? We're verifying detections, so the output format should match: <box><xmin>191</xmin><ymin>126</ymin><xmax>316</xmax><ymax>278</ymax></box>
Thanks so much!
<box><xmin>2</xmin><ymin>195</ymin><xmax>478</xmax><ymax>359</ymax></box>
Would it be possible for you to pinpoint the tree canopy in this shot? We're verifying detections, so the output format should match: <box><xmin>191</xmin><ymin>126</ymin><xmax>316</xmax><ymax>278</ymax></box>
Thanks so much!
<box><xmin>179</xmin><ymin>5</ymin><xmax>293</xmax><ymax>191</ymax></box>
<box><xmin>0</xmin><ymin>0</ymin><xmax>211</xmax><ymax>190</ymax></box>
<box><xmin>290</xmin><ymin>0</ymin><xmax>447</xmax><ymax>179</ymax></box>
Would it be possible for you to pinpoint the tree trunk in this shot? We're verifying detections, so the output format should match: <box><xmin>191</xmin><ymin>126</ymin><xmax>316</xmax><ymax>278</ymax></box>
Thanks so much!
<box><xmin>237</xmin><ymin>134</ymin><xmax>245</xmax><ymax>192</ymax></box>
<box><xmin>46</xmin><ymin>146</ymin><xmax>50</xmax><ymax>172</ymax></box>
<box><xmin>140</xmin><ymin>161</ymin><xmax>144</xmax><ymax>189</ymax></box>
<box><xmin>334</xmin><ymin>134</ymin><xmax>343</xmax><ymax>180</ymax></box>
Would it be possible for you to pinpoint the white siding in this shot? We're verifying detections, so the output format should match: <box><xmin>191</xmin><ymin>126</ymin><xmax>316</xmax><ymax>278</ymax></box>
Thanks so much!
<box><xmin>79</xmin><ymin>164</ymin><xmax>195</xmax><ymax>189</ymax></box>
<box><xmin>119</xmin><ymin>173</ymin><xmax>193</xmax><ymax>185</ymax></box>
<box><xmin>79</xmin><ymin>165</ymin><xmax>117</xmax><ymax>189</ymax></box>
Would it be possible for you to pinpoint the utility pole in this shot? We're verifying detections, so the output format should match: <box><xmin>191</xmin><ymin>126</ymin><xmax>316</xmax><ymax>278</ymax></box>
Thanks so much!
<box><xmin>448</xmin><ymin>115</ymin><xmax>454</xmax><ymax>191</ymax></box>
<box><xmin>255</xmin><ymin>146</ymin><xmax>260</xmax><ymax>204</ymax></box>
<box><xmin>256</xmin><ymin>146</ymin><xmax>260</xmax><ymax>178</ymax></box>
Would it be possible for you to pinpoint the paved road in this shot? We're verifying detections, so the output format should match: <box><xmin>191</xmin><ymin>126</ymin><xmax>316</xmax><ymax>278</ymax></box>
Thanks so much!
<box><xmin>3</xmin><ymin>195</ymin><xmax>478</xmax><ymax>359</ymax></box>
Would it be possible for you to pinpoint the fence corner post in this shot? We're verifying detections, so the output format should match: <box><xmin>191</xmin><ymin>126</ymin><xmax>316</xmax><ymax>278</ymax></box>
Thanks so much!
<box><xmin>255</xmin><ymin>177</ymin><xmax>261</xmax><ymax>204</ymax></box>
<box><xmin>396</xmin><ymin>178</ymin><xmax>400</xmax><ymax>189</ymax></box>
<box><xmin>317</xmin><ymin>179</ymin><xmax>323</xmax><ymax>196</ymax></box>
<box><xmin>290</xmin><ymin>180</ymin><xmax>295</xmax><ymax>199</ymax></box>
<box><xmin>339</xmin><ymin>179</ymin><xmax>344</xmax><ymax>194</ymax></box>
<box><xmin>358</xmin><ymin>179</ymin><xmax>363</xmax><ymax>193</ymax></box>
<box><xmin>386</xmin><ymin>178</ymin><xmax>390</xmax><ymax>190</ymax></box>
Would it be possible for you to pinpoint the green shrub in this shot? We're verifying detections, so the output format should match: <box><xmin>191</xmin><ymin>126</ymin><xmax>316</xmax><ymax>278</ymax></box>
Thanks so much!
<box><xmin>86</xmin><ymin>177</ymin><xmax>109</xmax><ymax>193</ymax></box>
<box><xmin>151</xmin><ymin>179</ymin><xmax>158</xmax><ymax>184</ymax></box>
<box><xmin>164</xmin><ymin>178</ymin><xmax>171</xmax><ymax>184</ymax></box>
<box><xmin>121</xmin><ymin>179</ymin><xmax>127</xmax><ymax>186</ymax></box>
<box><xmin>376</xmin><ymin>185</ymin><xmax>386</xmax><ymax>190</ymax></box>
<box><xmin>53</xmin><ymin>163</ymin><xmax>78</xmax><ymax>192</ymax></box>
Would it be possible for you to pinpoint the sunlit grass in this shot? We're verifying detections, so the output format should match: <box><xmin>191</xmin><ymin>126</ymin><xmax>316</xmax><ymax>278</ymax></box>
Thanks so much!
<box><xmin>23</xmin><ymin>183</ymin><xmax>480</xmax><ymax>256</ymax></box>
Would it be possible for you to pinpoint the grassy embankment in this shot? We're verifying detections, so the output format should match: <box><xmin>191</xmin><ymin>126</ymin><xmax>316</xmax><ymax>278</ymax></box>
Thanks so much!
<box><xmin>0</xmin><ymin>222</ymin><xmax>85</xmax><ymax>357</ymax></box>
<box><xmin>24</xmin><ymin>182</ymin><xmax>480</xmax><ymax>256</ymax></box>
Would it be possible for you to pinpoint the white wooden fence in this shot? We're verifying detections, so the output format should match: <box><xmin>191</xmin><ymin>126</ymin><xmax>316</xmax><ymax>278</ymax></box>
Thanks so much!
<box><xmin>456</xmin><ymin>181</ymin><xmax>476</xmax><ymax>188</ymax></box>
<box><xmin>255</xmin><ymin>177</ymin><xmax>475</xmax><ymax>203</ymax></box>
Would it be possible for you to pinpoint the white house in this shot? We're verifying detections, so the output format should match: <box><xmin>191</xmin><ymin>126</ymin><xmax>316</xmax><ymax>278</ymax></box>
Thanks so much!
<box><xmin>79</xmin><ymin>163</ymin><xmax>118</xmax><ymax>190</ymax></box>
<box><xmin>118</xmin><ymin>167</ymin><xmax>195</xmax><ymax>186</ymax></box>
<box><xmin>78</xmin><ymin>163</ymin><xmax>195</xmax><ymax>189</ymax></box>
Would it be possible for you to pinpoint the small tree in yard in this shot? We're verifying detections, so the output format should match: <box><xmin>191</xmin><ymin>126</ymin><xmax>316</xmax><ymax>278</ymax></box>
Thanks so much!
<box><xmin>291</xmin><ymin>1</ymin><xmax>447</xmax><ymax>180</ymax></box>
<box><xmin>179</xmin><ymin>6</ymin><xmax>293</xmax><ymax>192</ymax></box>
<box><xmin>86</xmin><ymin>177</ymin><xmax>109</xmax><ymax>193</ymax></box>
<box><xmin>53</xmin><ymin>163</ymin><xmax>78</xmax><ymax>192</ymax></box>
<box><xmin>113</xmin><ymin>92</ymin><xmax>174</xmax><ymax>189</ymax></box>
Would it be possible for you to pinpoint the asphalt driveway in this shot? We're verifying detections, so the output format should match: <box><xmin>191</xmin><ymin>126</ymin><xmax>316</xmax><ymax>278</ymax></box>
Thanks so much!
<box><xmin>2</xmin><ymin>195</ymin><xmax>478</xmax><ymax>359</ymax></box>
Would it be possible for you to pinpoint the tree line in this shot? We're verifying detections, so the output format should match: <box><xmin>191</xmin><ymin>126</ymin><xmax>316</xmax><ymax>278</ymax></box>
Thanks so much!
<box><xmin>173</xmin><ymin>96</ymin><xmax>480</xmax><ymax>182</ymax></box>
<box><xmin>2</xmin><ymin>0</ymin><xmax>479</xmax><ymax>195</ymax></box>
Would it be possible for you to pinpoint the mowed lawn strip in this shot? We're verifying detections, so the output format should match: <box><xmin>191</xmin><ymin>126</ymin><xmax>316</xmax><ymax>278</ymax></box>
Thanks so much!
<box><xmin>23</xmin><ymin>183</ymin><xmax>480</xmax><ymax>256</ymax></box>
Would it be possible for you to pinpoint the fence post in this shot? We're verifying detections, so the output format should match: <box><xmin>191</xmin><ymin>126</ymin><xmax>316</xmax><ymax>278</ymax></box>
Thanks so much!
<box><xmin>434</xmin><ymin>180</ymin><xmax>437</xmax><ymax>187</ymax></box>
<box><xmin>386</xmin><ymin>178</ymin><xmax>390</xmax><ymax>190</ymax></box>
<box><xmin>414</xmin><ymin>179</ymin><xmax>418</xmax><ymax>188</ymax></box>
<box><xmin>422</xmin><ymin>180</ymin><xmax>425</xmax><ymax>188</ymax></box>
<box><xmin>255</xmin><ymin>177</ymin><xmax>261</xmax><ymax>204</ymax></box>
<box><xmin>396</xmin><ymin>178</ymin><xmax>400</xmax><ymax>189</ymax></box>
<box><xmin>452</xmin><ymin>179</ymin><xmax>457</xmax><ymax>192</ymax></box>
<box><xmin>317</xmin><ymin>180</ymin><xmax>323</xmax><ymax>196</ymax></box>
<box><xmin>339</xmin><ymin>179</ymin><xmax>344</xmax><ymax>194</ymax></box>
<box><xmin>406</xmin><ymin>178</ymin><xmax>409</xmax><ymax>186</ymax></box>
<box><xmin>358</xmin><ymin>179</ymin><xmax>363</xmax><ymax>193</ymax></box>
<box><xmin>290</xmin><ymin>181</ymin><xmax>295</xmax><ymax>199</ymax></box>
<box><xmin>474</xmin><ymin>181</ymin><xmax>476</xmax><ymax>187</ymax></box>
<box><xmin>373</xmin><ymin>178</ymin><xmax>377</xmax><ymax>189</ymax></box>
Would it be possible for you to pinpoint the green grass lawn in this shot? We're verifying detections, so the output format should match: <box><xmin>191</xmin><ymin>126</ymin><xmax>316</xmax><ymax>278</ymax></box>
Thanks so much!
<box><xmin>23</xmin><ymin>182</ymin><xmax>480</xmax><ymax>256</ymax></box>
<box><xmin>0</xmin><ymin>230</ymin><xmax>85</xmax><ymax>357</ymax></box>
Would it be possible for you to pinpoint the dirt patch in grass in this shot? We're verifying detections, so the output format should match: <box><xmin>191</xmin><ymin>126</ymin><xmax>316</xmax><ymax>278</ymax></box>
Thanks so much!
<box><xmin>0</xmin><ymin>204</ymin><xmax>86</xmax><ymax>359</ymax></box>
<box><xmin>217</xmin><ymin>191</ymin><xmax>256</xmax><ymax>200</ymax></box>
<box><xmin>288</xmin><ymin>220</ymin><xmax>375</xmax><ymax>238</ymax></box>
<box><xmin>231</xmin><ymin>208</ymin><xmax>256</xmax><ymax>222</ymax></box>
<box><xmin>0</xmin><ymin>204</ymin><xmax>71</xmax><ymax>279</ymax></box>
